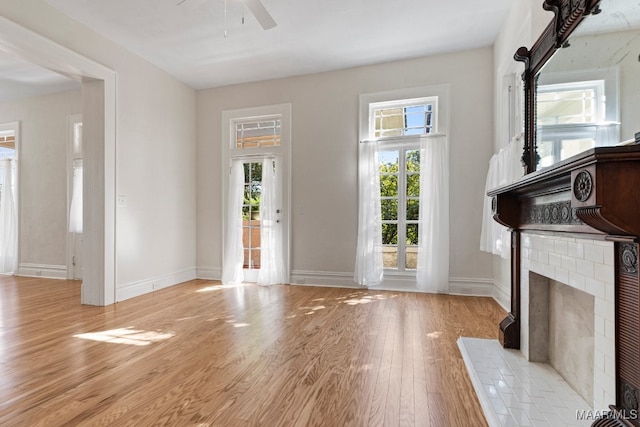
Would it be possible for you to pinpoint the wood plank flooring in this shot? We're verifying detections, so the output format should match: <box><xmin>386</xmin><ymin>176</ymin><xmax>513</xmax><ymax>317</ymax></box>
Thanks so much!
<box><xmin>0</xmin><ymin>276</ymin><xmax>505</xmax><ymax>426</ymax></box>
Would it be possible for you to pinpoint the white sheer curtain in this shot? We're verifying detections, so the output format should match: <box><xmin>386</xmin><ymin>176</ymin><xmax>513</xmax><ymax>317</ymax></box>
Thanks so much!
<box><xmin>69</xmin><ymin>159</ymin><xmax>83</xmax><ymax>233</ymax></box>
<box><xmin>354</xmin><ymin>141</ymin><xmax>384</xmax><ymax>286</ymax></box>
<box><xmin>480</xmin><ymin>135</ymin><xmax>523</xmax><ymax>258</ymax></box>
<box><xmin>221</xmin><ymin>160</ymin><xmax>245</xmax><ymax>285</ymax></box>
<box><xmin>258</xmin><ymin>157</ymin><xmax>286</xmax><ymax>285</ymax></box>
<box><xmin>0</xmin><ymin>158</ymin><xmax>17</xmax><ymax>274</ymax></box>
<box><xmin>416</xmin><ymin>134</ymin><xmax>449</xmax><ymax>293</ymax></box>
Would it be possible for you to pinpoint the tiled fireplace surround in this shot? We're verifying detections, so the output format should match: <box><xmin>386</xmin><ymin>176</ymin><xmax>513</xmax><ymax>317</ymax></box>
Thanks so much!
<box><xmin>520</xmin><ymin>231</ymin><xmax>616</xmax><ymax>410</ymax></box>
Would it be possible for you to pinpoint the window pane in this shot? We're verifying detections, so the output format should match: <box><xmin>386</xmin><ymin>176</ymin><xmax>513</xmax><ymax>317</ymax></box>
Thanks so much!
<box><xmin>406</xmin><ymin>150</ymin><xmax>420</xmax><ymax>172</ymax></box>
<box><xmin>561</xmin><ymin>138</ymin><xmax>595</xmax><ymax>160</ymax></box>
<box><xmin>379</xmin><ymin>150</ymin><xmax>399</xmax><ymax>196</ymax></box>
<box><xmin>406</xmin><ymin>224</ymin><xmax>418</xmax><ymax>245</ymax></box>
<box><xmin>236</xmin><ymin>119</ymin><xmax>281</xmax><ymax>149</ymax></box>
<box><xmin>252</xmin><ymin>249</ymin><xmax>261</xmax><ymax>269</ymax></box>
<box><xmin>405</xmin><ymin>246</ymin><xmax>417</xmax><ymax>270</ymax></box>
<box><xmin>537</xmin><ymin>85</ymin><xmax>599</xmax><ymax>125</ymax></box>
<box><xmin>379</xmin><ymin>150</ymin><xmax>399</xmax><ymax>172</ymax></box>
<box><xmin>381</xmin><ymin>199</ymin><xmax>398</xmax><ymax>221</ymax></box>
<box><xmin>407</xmin><ymin>174</ymin><xmax>420</xmax><ymax>197</ymax></box>
<box><xmin>383</xmin><ymin>246</ymin><xmax>398</xmax><ymax>269</ymax></box>
<box><xmin>374</xmin><ymin>107</ymin><xmax>404</xmax><ymax>138</ymax></box>
<box><xmin>406</xmin><ymin>200</ymin><xmax>419</xmax><ymax>221</ymax></box>
<box><xmin>373</xmin><ymin>103</ymin><xmax>435</xmax><ymax>137</ymax></box>
<box><xmin>381</xmin><ymin>223</ymin><xmax>398</xmax><ymax>245</ymax></box>
<box><xmin>380</xmin><ymin>175</ymin><xmax>398</xmax><ymax>197</ymax></box>
<box><xmin>242</xmin><ymin>226</ymin><xmax>250</xmax><ymax>247</ymax></box>
<box><xmin>537</xmin><ymin>140</ymin><xmax>555</xmax><ymax>168</ymax></box>
<box><xmin>243</xmin><ymin>249</ymin><xmax>250</xmax><ymax>268</ymax></box>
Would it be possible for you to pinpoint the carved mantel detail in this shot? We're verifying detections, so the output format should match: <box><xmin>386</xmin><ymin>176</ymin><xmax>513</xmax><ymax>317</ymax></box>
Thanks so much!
<box><xmin>620</xmin><ymin>244</ymin><xmax>639</xmax><ymax>275</ymax></box>
<box><xmin>573</xmin><ymin>170</ymin><xmax>593</xmax><ymax>202</ymax></box>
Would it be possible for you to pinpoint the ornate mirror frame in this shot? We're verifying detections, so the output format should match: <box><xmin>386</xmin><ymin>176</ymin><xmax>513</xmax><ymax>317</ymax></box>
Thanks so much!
<box><xmin>515</xmin><ymin>0</ymin><xmax>602</xmax><ymax>173</ymax></box>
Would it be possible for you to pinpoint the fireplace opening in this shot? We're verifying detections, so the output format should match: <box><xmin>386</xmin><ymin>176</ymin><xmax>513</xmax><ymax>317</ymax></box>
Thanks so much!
<box><xmin>529</xmin><ymin>272</ymin><xmax>595</xmax><ymax>404</ymax></box>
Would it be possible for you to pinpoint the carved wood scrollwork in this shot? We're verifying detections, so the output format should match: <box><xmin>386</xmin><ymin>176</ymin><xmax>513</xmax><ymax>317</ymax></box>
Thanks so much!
<box><xmin>620</xmin><ymin>244</ymin><xmax>639</xmax><ymax>275</ymax></box>
<box><xmin>621</xmin><ymin>379</ymin><xmax>640</xmax><ymax>420</ymax></box>
<box><xmin>543</xmin><ymin>0</ymin><xmax>598</xmax><ymax>47</ymax></box>
<box><xmin>521</xmin><ymin>201</ymin><xmax>582</xmax><ymax>226</ymax></box>
<box><xmin>514</xmin><ymin>0</ymin><xmax>602</xmax><ymax>174</ymax></box>
<box><xmin>573</xmin><ymin>170</ymin><xmax>593</xmax><ymax>202</ymax></box>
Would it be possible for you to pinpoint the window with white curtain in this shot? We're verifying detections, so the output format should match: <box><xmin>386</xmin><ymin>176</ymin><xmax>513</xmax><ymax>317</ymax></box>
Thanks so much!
<box><xmin>371</xmin><ymin>99</ymin><xmax>434</xmax><ymax>272</ymax></box>
<box><xmin>221</xmin><ymin>104</ymin><xmax>291</xmax><ymax>286</ymax></box>
<box><xmin>356</xmin><ymin>88</ymin><xmax>450</xmax><ymax>292</ymax></box>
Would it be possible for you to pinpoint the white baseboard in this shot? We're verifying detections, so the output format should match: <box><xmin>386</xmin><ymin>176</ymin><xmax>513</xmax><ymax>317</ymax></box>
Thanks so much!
<box><xmin>492</xmin><ymin>281</ymin><xmax>511</xmax><ymax>312</ymax></box>
<box><xmin>196</xmin><ymin>267</ymin><xmax>221</xmax><ymax>281</ymax></box>
<box><xmin>291</xmin><ymin>270</ymin><xmax>497</xmax><ymax>295</ymax></box>
<box><xmin>116</xmin><ymin>268</ymin><xmax>197</xmax><ymax>302</ymax></box>
<box><xmin>290</xmin><ymin>270</ymin><xmax>357</xmax><ymax>288</ymax></box>
<box><xmin>18</xmin><ymin>263</ymin><xmax>67</xmax><ymax>279</ymax></box>
<box><xmin>449</xmin><ymin>277</ymin><xmax>494</xmax><ymax>297</ymax></box>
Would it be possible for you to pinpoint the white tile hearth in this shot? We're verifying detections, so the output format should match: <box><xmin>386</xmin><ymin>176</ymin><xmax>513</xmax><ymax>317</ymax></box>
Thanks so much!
<box><xmin>458</xmin><ymin>337</ymin><xmax>593</xmax><ymax>427</ymax></box>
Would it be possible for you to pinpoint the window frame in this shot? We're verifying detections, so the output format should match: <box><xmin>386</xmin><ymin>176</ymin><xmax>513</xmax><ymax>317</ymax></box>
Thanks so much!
<box><xmin>536</xmin><ymin>68</ymin><xmax>620</xmax><ymax>166</ymax></box>
<box><xmin>359</xmin><ymin>85</ymin><xmax>450</xmax><ymax>279</ymax></box>
<box><xmin>221</xmin><ymin>103</ymin><xmax>292</xmax><ymax>283</ymax></box>
<box><xmin>378</xmin><ymin>141</ymin><xmax>421</xmax><ymax>272</ymax></box>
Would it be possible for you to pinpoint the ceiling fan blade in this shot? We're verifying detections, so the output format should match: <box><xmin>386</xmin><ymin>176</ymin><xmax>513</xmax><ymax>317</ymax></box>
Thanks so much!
<box><xmin>243</xmin><ymin>0</ymin><xmax>277</xmax><ymax>30</ymax></box>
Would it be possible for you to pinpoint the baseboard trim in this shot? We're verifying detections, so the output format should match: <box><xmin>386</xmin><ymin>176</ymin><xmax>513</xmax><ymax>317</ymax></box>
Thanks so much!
<box><xmin>492</xmin><ymin>281</ymin><xmax>510</xmax><ymax>312</ymax></box>
<box><xmin>448</xmin><ymin>277</ymin><xmax>494</xmax><ymax>297</ymax></box>
<box><xmin>291</xmin><ymin>270</ymin><xmax>497</xmax><ymax>295</ymax></box>
<box><xmin>196</xmin><ymin>267</ymin><xmax>221</xmax><ymax>281</ymax></box>
<box><xmin>116</xmin><ymin>268</ymin><xmax>197</xmax><ymax>302</ymax></box>
<box><xmin>18</xmin><ymin>263</ymin><xmax>67</xmax><ymax>279</ymax></box>
<box><xmin>290</xmin><ymin>270</ymin><xmax>357</xmax><ymax>288</ymax></box>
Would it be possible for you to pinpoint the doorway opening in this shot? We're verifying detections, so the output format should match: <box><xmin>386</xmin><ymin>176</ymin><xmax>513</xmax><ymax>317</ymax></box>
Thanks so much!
<box><xmin>67</xmin><ymin>114</ymin><xmax>83</xmax><ymax>280</ymax></box>
<box><xmin>0</xmin><ymin>16</ymin><xmax>117</xmax><ymax>305</ymax></box>
<box><xmin>221</xmin><ymin>104</ymin><xmax>291</xmax><ymax>285</ymax></box>
<box><xmin>0</xmin><ymin>122</ymin><xmax>18</xmax><ymax>274</ymax></box>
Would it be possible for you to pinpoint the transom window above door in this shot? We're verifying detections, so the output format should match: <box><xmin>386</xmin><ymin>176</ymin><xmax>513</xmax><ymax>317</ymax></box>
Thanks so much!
<box><xmin>235</xmin><ymin>119</ymin><xmax>281</xmax><ymax>149</ymax></box>
<box><xmin>372</xmin><ymin>101</ymin><xmax>434</xmax><ymax>138</ymax></box>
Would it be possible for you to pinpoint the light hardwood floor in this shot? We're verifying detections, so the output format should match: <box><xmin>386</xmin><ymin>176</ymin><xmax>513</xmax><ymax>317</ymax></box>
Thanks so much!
<box><xmin>0</xmin><ymin>276</ymin><xmax>505</xmax><ymax>426</ymax></box>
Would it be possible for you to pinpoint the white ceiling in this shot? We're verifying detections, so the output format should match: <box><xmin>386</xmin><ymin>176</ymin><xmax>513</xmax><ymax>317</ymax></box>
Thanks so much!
<box><xmin>0</xmin><ymin>52</ymin><xmax>80</xmax><ymax>102</ymax></box>
<box><xmin>44</xmin><ymin>0</ymin><xmax>513</xmax><ymax>90</ymax></box>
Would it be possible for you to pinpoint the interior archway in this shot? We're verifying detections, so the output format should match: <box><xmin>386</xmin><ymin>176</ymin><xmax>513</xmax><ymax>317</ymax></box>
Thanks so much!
<box><xmin>0</xmin><ymin>17</ymin><xmax>116</xmax><ymax>305</ymax></box>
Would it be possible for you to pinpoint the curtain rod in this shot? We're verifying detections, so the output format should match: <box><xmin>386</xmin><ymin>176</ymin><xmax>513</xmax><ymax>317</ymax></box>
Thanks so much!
<box><xmin>359</xmin><ymin>133</ymin><xmax>446</xmax><ymax>143</ymax></box>
<box><xmin>230</xmin><ymin>153</ymin><xmax>279</xmax><ymax>160</ymax></box>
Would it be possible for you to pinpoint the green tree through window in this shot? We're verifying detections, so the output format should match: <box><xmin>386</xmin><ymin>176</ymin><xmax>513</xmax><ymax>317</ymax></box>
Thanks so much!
<box><xmin>379</xmin><ymin>148</ymin><xmax>420</xmax><ymax>269</ymax></box>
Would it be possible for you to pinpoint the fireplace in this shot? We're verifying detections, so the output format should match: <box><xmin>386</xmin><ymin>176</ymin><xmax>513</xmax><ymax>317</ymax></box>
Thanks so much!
<box><xmin>489</xmin><ymin>145</ymin><xmax>640</xmax><ymax>422</ymax></box>
<box><xmin>520</xmin><ymin>233</ymin><xmax>615</xmax><ymax>410</ymax></box>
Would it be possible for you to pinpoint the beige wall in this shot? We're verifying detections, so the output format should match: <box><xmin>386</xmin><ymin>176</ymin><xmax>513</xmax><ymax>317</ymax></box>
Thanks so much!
<box><xmin>491</xmin><ymin>0</ymin><xmax>554</xmax><ymax>306</ymax></box>
<box><xmin>197</xmin><ymin>47</ymin><xmax>496</xmax><ymax>289</ymax></box>
<box><xmin>0</xmin><ymin>89</ymin><xmax>81</xmax><ymax>268</ymax></box>
<box><xmin>0</xmin><ymin>0</ymin><xmax>197</xmax><ymax>300</ymax></box>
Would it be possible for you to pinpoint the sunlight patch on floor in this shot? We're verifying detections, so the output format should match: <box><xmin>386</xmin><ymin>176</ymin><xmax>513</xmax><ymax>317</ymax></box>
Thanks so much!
<box><xmin>196</xmin><ymin>283</ymin><xmax>246</xmax><ymax>293</ymax></box>
<box><xmin>74</xmin><ymin>327</ymin><xmax>175</xmax><ymax>346</ymax></box>
<box><xmin>342</xmin><ymin>294</ymin><xmax>391</xmax><ymax>305</ymax></box>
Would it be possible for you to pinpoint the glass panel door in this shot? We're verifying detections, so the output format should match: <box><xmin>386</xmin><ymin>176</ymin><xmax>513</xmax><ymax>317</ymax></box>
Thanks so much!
<box><xmin>242</xmin><ymin>161</ymin><xmax>262</xmax><ymax>282</ymax></box>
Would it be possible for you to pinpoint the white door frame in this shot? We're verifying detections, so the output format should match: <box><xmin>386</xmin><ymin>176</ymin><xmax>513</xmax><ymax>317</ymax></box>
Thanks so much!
<box><xmin>67</xmin><ymin>114</ymin><xmax>82</xmax><ymax>280</ymax></box>
<box><xmin>0</xmin><ymin>17</ymin><xmax>117</xmax><ymax>305</ymax></box>
<box><xmin>0</xmin><ymin>121</ymin><xmax>20</xmax><ymax>274</ymax></box>
<box><xmin>221</xmin><ymin>103</ymin><xmax>291</xmax><ymax>283</ymax></box>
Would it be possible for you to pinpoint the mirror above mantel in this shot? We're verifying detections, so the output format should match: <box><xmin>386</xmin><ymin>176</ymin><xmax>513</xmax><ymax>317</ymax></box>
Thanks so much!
<box><xmin>515</xmin><ymin>0</ymin><xmax>640</xmax><ymax>174</ymax></box>
<box><xmin>534</xmin><ymin>0</ymin><xmax>640</xmax><ymax>170</ymax></box>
